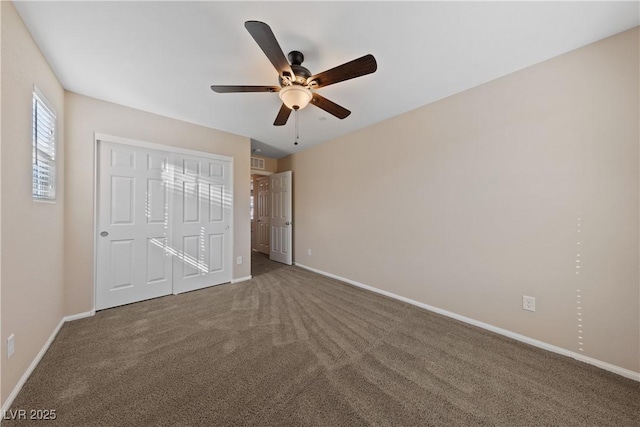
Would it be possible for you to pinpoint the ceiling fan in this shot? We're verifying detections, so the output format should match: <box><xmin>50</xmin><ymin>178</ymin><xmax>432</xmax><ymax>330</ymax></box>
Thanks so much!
<box><xmin>211</xmin><ymin>21</ymin><xmax>377</xmax><ymax>126</ymax></box>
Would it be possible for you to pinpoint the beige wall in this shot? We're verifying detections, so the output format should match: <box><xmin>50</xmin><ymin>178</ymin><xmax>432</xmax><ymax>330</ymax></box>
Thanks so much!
<box><xmin>279</xmin><ymin>28</ymin><xmax>639</xmax><ymax>373</ymax></box>
<box><xmin>1</xmin><ymin>1</ymin><xmax>66</xmax><ymax>405</ymax></box>
<box><xmin>64</xmin><ymin>92</ymin><xmax>251</xmax><ymax>315</ymax></box>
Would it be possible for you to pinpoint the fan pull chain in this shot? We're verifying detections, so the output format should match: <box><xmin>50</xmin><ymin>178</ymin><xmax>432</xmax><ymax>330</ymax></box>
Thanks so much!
<box><xmin>294</xmin><ymin>109</ymin><xmax>300</xmax><ymax>146</ymax></box>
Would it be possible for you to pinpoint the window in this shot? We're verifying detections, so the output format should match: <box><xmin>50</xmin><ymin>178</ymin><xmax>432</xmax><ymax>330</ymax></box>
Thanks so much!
<box><xmin>32</xmin><ymin>87</ymin><xmax>56</xmax><ymax>200</ymax></box>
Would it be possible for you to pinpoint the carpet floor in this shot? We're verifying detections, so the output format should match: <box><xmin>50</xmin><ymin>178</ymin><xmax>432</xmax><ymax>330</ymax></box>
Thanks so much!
<box><xmin>4</xmin><ymin>253</ymin><xmax>639</xmax><ymax>426</ymax></box>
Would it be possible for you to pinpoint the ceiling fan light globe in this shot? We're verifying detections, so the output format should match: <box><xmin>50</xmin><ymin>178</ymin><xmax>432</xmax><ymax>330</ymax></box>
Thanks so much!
<box><xmin>279</xmin><ymin>85</ymin><xmax>312</xmax><ymax>110</ymax></box>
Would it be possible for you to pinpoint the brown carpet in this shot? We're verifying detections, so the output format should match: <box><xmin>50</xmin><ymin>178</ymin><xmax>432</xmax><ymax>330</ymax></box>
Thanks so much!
<box><xmin>4</xmin><ymin>253</ymin><xmax>639</xmax><ymax>426</ymax></box>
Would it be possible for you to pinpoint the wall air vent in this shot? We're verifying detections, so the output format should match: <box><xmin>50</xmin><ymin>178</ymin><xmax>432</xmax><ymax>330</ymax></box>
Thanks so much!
<box><xmin>251</xmin><ymin>157</ymin><xmax>265</xmax><ymax>170</ymax></box>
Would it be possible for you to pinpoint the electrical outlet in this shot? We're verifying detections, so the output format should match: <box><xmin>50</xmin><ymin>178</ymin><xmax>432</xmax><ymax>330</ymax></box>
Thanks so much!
<box><xmin>523</xmin><ymin>295</ymin><xmax>536</xmax><ymax>312</ymax></box>
<box><xmin>236</xmin><ymin>256</ymin><xmax>243</xmax><ymax>265</ymax></box>
<box><xmin>7</xmin><ymin>334</ymin><xmax>15</xmax><ymax>359</ymax></box>
<box><xmin>308</xmin><ymin>248</ymin><xmax>312</xmax><ymax>256</ymax></box>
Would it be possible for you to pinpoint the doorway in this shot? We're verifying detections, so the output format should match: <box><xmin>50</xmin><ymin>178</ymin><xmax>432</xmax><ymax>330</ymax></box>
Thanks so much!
<box><xmin>250</xmin><ymin>171</ymin><xmax>293</xmax><ymax>265</ymax></box>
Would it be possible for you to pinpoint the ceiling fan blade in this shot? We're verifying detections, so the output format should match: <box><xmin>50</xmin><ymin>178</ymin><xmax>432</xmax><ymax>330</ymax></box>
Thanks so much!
<box><xmin>310</xmin><ymin>94</ymin><xmax>351</xmax><ymax>119</ymax></box>
<box><xmin>244</xmin><ymin>21</ymin><xmax>294</xmax><ymax>79</ymax></box>
<box><xmin>273</xmin><ymin>103</ymin><xmax>292</xmax><ymax>126</ymax></box>
<box><xmin>307</xmin><ymin>54</ymin><xmax>377</xmax><ymax>88</ymax></box>
<box><xmin>210</xmin><ymin>85</ymin><xmax>279</xmax><ymax>93</ymax></box>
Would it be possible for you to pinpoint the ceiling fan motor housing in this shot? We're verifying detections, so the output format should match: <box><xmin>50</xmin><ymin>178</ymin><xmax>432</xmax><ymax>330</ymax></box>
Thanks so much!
<box><xmin>279</xmin><ymin>51</ymin><xmax>312</xmax><ymax>86</ymax></box>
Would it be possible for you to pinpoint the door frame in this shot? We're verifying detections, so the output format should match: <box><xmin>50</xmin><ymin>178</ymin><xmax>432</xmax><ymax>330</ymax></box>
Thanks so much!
<box><xmin>93</xmin><ymin>133</ymin><xmax>234</xmax><ymax>311</ymax></box>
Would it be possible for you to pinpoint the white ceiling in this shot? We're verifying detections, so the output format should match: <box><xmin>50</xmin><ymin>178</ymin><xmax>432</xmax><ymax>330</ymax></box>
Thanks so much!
<box><xmin>14</xmin><ymin>1</ymin><xmax>639</xmax><ymax>158</ymax></box>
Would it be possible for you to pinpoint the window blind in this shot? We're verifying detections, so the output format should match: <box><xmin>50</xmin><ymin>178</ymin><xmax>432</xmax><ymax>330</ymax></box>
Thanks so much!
<box><xmin>32</xmin><ymin>89</ymin><xmax>56</xmax><ymax>200</ymax></box>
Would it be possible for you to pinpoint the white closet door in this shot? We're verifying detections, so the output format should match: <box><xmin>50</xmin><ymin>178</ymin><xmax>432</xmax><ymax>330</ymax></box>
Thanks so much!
<box><xmin>96</xmin><ymin>142</ymin><xmax>172</xmax><ymax>310</ymax></box>
<box><xmin>172</xmin><ymin>153</ymin><xmax>232</xmax><ymax>294</ymax></box>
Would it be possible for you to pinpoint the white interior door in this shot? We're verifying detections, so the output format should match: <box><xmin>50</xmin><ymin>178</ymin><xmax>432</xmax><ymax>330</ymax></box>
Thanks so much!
<box><xmin>269</xmin><ymin>171</ymin><xmax>292</xmax><ymax>265</ymax></box>
<box><xmin>96</xmin><ymin>142</ymin><xmax>172</xmax><ymax>310</ymax></box>
<box><xmin>172</xmin><ymin>153</ymin><xmax>232</xmax><ymax>294</ymax></box>
<box><xmin>256</xmin><ymin>176</ymin><xmax>270</xmax><ymax>255</ymax></box>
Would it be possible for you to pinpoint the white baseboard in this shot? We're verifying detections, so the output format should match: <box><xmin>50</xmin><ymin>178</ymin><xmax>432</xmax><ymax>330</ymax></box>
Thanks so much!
<box><xmin>1</xmin><ymin>311</ymin><xmax>96</xmax><ymax>415</ymax></box>
<box><xmin>231</xmin><ymin>275</ymin><xmax>252</xmax><ymax>284</ymax></box>
<box><xmin>294</xmin><ymin>262</ymin><xmax>640</xmax><ymax>382</ymax></box>
<box><xmin>64</xmin><ymin>310</ymin><xmax>95</xmax><ymax>322</ymax></box>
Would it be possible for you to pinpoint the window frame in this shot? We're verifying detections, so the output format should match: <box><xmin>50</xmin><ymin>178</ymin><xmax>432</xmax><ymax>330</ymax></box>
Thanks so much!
<box><xmin>32</xmin><ymin>86</ymin><xmax>57</xmax><ymax>201</ymax></box>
